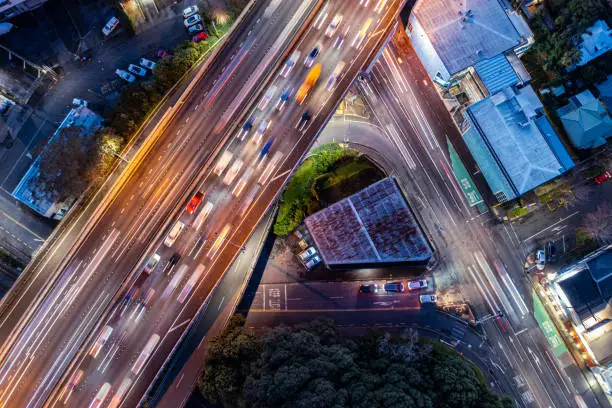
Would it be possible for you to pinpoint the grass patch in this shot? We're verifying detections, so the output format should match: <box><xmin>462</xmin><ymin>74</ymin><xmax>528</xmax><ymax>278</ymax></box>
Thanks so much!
<box><xmin>508</xmin><ymin>206</ymin><xmax>528</xmax><ymax>219</ymax></box>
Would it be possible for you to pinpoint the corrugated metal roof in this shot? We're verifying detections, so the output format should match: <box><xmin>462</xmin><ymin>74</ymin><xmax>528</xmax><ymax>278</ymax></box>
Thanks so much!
<box><xmin>474</xmin><ymin>54</ymin><xmax>520</xmax><ymax>94</ymax></box>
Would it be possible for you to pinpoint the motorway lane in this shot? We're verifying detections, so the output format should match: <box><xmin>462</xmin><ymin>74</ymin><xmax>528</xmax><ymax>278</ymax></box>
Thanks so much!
<box><xmin>46</xmin><ymin>1</ymin><xmax>407</xmax><ymax>407</ymax></box>
<box><xmin>0</xmin><ymin>1</ymin><xmax>317</xmax><ymax>407</ymax></box>
<box><xmin>356</xmin><ymin>32</ymin><xmax>581</xmax><ymax>408</ymax></box>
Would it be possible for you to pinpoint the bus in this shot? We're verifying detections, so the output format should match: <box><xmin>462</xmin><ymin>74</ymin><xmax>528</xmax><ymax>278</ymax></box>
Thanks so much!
<box><xmin>131</xmin><ymin>333</ymin><xmax>161</xmax><ymax>376</ymax></box>
<box><xmin>177</xmin><ymin>264</ymin><xmax>206</xmax><ymax>304</ymax></box>
<box><xmin>107</xmin><ymin>377</ymin><xmax>132</xmax><ymax>408</ymax></box>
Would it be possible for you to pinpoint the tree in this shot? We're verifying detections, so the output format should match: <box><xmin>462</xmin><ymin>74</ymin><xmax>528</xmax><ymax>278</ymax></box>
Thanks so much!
<box><xmin>33</xmin><ymin>126</ymin><xmax>101</xmax><ymax>202</ymax></box>
<box><xmin>582</xmin><ymin>202</ymin><xmax>612</xmax><ymax>243</ymax></box>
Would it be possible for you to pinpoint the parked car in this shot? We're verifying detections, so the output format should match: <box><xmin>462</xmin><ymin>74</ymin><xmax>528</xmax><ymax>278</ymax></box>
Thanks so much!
<box><xmin>298</xmin><ymin>247</ymin><xmax>317</xmax><ymax>262</ymax></box>
<box><xmin>72</xmin><ymin>98</ymin><xmax>88</xmax><ymax>107</ymax></box>
<box><xmin>157</xmin><ymin>49</ymin><xmax>172</xmax><ymax>58</ymax></box>
<box><xmin>304</xmin><ymin>255</ymin><xmax>321</xmax><ymax>269</ymax></box>
<box><xmin>128</xmin><ymin>64</ymin><xmax>147</xmax><ymax>76</ymax></box>
<box><xmin>419</xmin><ymin>295</ymin><xmax>437</xmax><ymax>304</ymax></box>
<box><xmin>536</xmin><ymin>249</ymin><xmax>546</xmax><ymax>271</ymax></box>
<box><xmin>184</xmin><ymin>14</ymin><xmax>202</xmax><ymax>27</ymax></box>
<box><xmin>594</xmin><ymin>170</ymin><xmax>611</xmax><ymax>184</ymax></box>
<box><xmin>102</xmin><ymin>16</ymin><xmax>119</xmax><ymax>36</ymax></box>
<box><xmin>188</xmin><ymin>23</ymin><xmax>204</xmax><ymax>34</ymax></box>
<box><xmin>192</xmin><ymin>32</ymin><xmax>209</xmax><ymax>43</ymax></box>
<box><xmin>115</xmin><ymin>69</ymin><xmax>135</xmax><ymax>83</ymax></box>
<box><xmin>407</xmin><ymin>279</ymin><xmax>428</xmax><ymax>291</ymax></box>
<box><xmin>297</xmin><ymin>240</ymin><xmax>309</xmax><ymax>250</ymax></box>
<box><xmin>546</xmin><ymin>241</ymin><xmax>557</xmax><ymax>263</ymax></box>
<box><xmin>139</xmin><ymin>58</ymin><xmax>156</xmax><ymax>70</ymax></box>
<box><xmin>182</xmin><ymin>5</ymin><xmax>199</xmax><ymax>18</ymax></box>
<box><xmin>359</xmin><ymin>283</ymin><xmax>378</xmax><ymax>293</ymax></box>
<box><xmin>384</xmin><ymin>282</ymin><xmax>404</xmax><ymax>292</ymax></box>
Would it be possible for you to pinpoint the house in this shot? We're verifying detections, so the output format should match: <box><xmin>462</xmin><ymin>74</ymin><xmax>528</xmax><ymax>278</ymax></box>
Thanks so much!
<box><xmin>0</xmin><ymin>0</ymin><xmax>47</xmax><ymax>21</ymax></box>
<box><xmin>304</xmin><ymin>178</ymin><xmax>433</xmax><ymax>269</ymax></box>
<box><xmin>596</xmin><ymin>75</ymin><xmax>612</xmax><ymax>113</ymax></box>
<box><xmin>462</xmin><ymin>85</ymin><xmax>574</xmax><ymax>203</ymax></box>
<box><xmin>557</xmin><ymin>90</ymin><xmax>612</xmax><ymax>150</ymax></box>
<box><xmin>552</xmin><ymin>244</ymin><xmax>612</xmax><ymax>397</ymax></box>
<box><xmin>12</xmin><ymin>104</ymin><xmax>103</xmax><ymax>220</ymax></box>
<box><xmin>576</xmin><ymin>20</ymin><xmax>612</xmax><ymax>68</ymax></box>
<box><xmin>406</xmin><ymin>0</ymin><xmax>533</xmax><ymax>96</ymax></box>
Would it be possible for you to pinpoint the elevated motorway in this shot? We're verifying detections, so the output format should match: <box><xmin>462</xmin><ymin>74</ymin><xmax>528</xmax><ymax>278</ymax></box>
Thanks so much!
<box><xmin>0</xmin><ymin>0</ymin><xmax>406</xmax><ymax>407</ymax></box>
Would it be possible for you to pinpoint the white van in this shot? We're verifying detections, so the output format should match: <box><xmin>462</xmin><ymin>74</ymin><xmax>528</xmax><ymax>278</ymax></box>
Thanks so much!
<box><xmin>164</xmin><ymin>221</ymin><xmax>185</xmax><ymax>247</ymax></box>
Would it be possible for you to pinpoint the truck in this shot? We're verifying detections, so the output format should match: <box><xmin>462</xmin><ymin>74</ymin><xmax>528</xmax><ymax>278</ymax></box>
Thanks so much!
<box><xmin>295</xmin><ymin>63</ymin><xmax>322</xmax><ymax>105</ymax></box>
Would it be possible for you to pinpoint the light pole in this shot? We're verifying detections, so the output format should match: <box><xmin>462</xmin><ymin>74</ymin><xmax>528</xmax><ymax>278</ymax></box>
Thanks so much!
<box><xmin>213</xmin><ymin>231</ymin><xmax>246</xmax><ymax>252</ymax></box>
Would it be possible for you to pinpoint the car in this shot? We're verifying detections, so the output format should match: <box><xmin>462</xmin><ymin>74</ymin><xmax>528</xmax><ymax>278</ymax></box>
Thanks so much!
<box><xmin>128</xmin><ymin>64</ymin><xmax>147</xmax><ymax>77</ymax></box>
<box><xmin>304</xmin><ymin>255</ymin><xmax>321</xmax><ymax>269</ymax></box>
<box><xmin>546</xmin><ymin>241</ymin><xmax>557</xmax><ymax>263</ymax></box>
<box><xmin>419</xmin><ymin>295</ymin><xmax>437</xmax><ymax>304</ymax></box>
<box><xmin>192</xmin><ymin>32</ymin><xmax>209</xmax><ymax>43</ymax></box>
<box><xmin>276</xmin><ymin>87</ymin><xmax>293</xmax><ymax>111</ymax></box>
<box><xmin>89</xmin><ymin>325</ymin><xmax>113</xmax><ymax>358</ymax></box>
<box><xmin>326</xmin><ymin>61</ymin><xmax>345</xmax><ymax>90</ymax></box>
<box><xmin>182</xmin><ymin>5</ymin><xmax>199</xmax><ymax>18</ymax></box>
<box><xmin>325</xmin><ymin>14</ymin><xmax>342</xmax><ymax>38</ymax></box>
<box><xmin>333</xmin><ymin>32</ymin><xmax>346</xmax><ymax>49</ymax></box>
<box><xmin>139</xmin><ymin>58</ymin><xmax>156</xmax><ymax>70</ymax></box>
<box><xmin>304</xmin><ymin>45</ymin><xmax>320</xmax><ymax>67</ymax></box>
<box><xmin>186</xmin><ymin>191</ymin><xmax>204</xmax><ymax>214</ymax></box>
<box><xmin>297</xmin><ymin>239</ymin><xmax>309</xmax><ymax>250</ymax></box>
<box><xmin>143</xmin><ymin>253</ymin><xmax>160</xmax><ymax>275</ymax></box>
<box><xmin>157</xmin><ymin>49</ymin><xmax>172</xmax><ymax>58</ymax></box>
<box><xmin>407</xmin><ymin>279</ymin><xmax>428</xmax><ymax>291</ymax></box>
<box><xmin>280</xmin><ymin>51</ymin><xmax>301</xmax><ymax>78</ymax></box>
<box><xmin>258</xmin><ymin>86</ymin><xmax>277</xmax><ymax>110</ymax></box>
<box><xmin>536</xmin><ymin>249</ymin><xmax>546</xmax><ymax>271</ymax></box>
<box><xmin>72</xmin><ymin>98</ymin><xmax>88</xmax><ymax>107</ymax></box>
<box><xmin>164</xmin><ymin>220</ymin><xmax>185</xmax><ymax>247</ymax></box>
<box><xmin>260</xmin><ymin>137</ymin><xmax>274</xmax><ymax>157</ymax></box>
<box><xmin>184</xmin><ymin>14</ymin><xmax>201</xmax><ymax>27</ymax></box>
<box><xmin>374</xmin><ymin>0</ymin><xmax>387</xmax><ymax>13</ymax></box>
<box><xmin>253</xmin><ymin>119</ymin><xmax>270</xmax><ymax>145</ymax></box>
<box><xmin>115</xmin><ymin>69</ymin><xmax>136</xmax><ymax>83</ymax></box>
<box><xmin>384</xmin><ymin>282</ymin><xmax>404</xmax><ymax>292</ymax></box>
<box><xmin>296</xmin><ymin>110</ymin><xmax>311</xmax><ymax>131</ymax></box>
<box><xmin>352</xmin><ymin>18</ymin><xmax>372</xmax><ymax>49</ymax></box>
<box><xmin>359</xmin><ymin>0</ymin><xmax>370</xmax><ymax>6</ymax></box>
<box><xmin>188</xmin><ymin>23</ymin><xmax>204</xmax><ymax>34</ymax></box>
<box><xmin>194</xmin><ymin>201</ymin><xmax>214</xmax><ymax>230</ymax></box>
<box><xmin>594</xmin><ymin>170</ymin><xmax>611</xmax><ymax>184</ymax></box>
<box><xmin>223</xmin><ymin>159</ymin><xmax>243</xmax><ymax>185</ymax></box>
<box><xmin>239</xmin><ymin>116</ymin><xmax>254</xmax><ymax>140</ymax></box>
<box><xmin>298</xmin><ymin>246</ymin><xmax>317</xmax><ymax>262</ymax></box>
<box><xmin>167</xmin><ymin>252</ymin><xmax>181</xmax><ymax>270</ymax></box>
<box><xmin>214</xmin><ymin>150</ymin><xmax>233</xmax><ymax>175</ymax></box>
<box><xmin>359</xmin><ymin>283</ymin><xmax>378</xmax><ymax>293</ymax></box>
<box><xmin>102</xmin><ymin>16</ymin><xmax>120</xmax><ymax>36</ymax></box>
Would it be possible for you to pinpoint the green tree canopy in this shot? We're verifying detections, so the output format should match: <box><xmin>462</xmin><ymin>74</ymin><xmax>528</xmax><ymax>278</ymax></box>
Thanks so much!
<box><xmin>199</xmin><ymin>318</ymin><xmax>513</xmax><ymax>408</ymax></box>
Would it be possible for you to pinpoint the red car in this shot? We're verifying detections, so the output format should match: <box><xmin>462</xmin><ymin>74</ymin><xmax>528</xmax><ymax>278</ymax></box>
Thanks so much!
<box><xmin>192</xmin><ymin>32</ymin><xmax>209</xmax><ymax>43</ymax></box>
<box><xmin>594</xmin><ymin>171</ymin><xmax>611</xmax><ymax>185</ymax></box>
<box><xmin>186</xmin><ymin>191</ymin><xmax>204</xmax><ymax>214</ymax></box>
<box><xmin>157</xmin><ymin>49</ymin><xmax>172</xmax><ymax>58</ymax></box>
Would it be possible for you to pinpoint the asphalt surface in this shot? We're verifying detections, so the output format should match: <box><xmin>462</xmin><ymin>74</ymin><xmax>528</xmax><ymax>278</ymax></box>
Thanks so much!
<box><xmin>0</xmin><ymin>1</ymin><xmax>406</xmax><ymax>407</ymax></box>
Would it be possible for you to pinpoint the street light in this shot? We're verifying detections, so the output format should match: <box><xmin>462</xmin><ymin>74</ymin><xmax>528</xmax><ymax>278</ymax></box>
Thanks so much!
<box><xmin>213</xmin><ymin>231</ymin><xmax>246</xmax><ymax>252</ymax></box>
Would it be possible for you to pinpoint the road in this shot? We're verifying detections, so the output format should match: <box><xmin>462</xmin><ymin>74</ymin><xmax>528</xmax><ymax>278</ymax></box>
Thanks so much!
<box><xmin>348</xmin><ymin>30</ymin><xmax>601</xmax><ymax>408</ymax></box>
<box><xmin>0</xmin><ymin>0</ymin><xmax>319</xmax><ymax>406</ymax></box>
<box><xmin>0</xmin><ymin>1</ymin><xmax>407</xmax><ymax>407</ymax></box>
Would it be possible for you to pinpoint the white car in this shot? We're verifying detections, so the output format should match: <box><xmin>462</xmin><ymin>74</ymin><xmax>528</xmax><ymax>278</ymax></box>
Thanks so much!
<box><xmin>72</xmin><ymin>98</ymin><xmax>88</xmax><ymax>107</ymax></box>
<box><xmin>139</xmin><ymin>58</ymin><xmax>156</xmax><ymax>70</ymax></box>
<box><xmin>298</xmin><ymin>247</ymin><xmax>317</xmax><ymax>262</ymax></box>
<box><xmin>164</xmin><ymin>221</ymin><xmax>185</xmax><ymax>247</ymax></box>
<box><xmin>102</xmin><ymin>16</ymin><xmax>119</xmax><ymax>36</ymax></box>
<box><xmin>258</xmin><ymin>86</ymin><xmax>277</xmax><ymax>111</ymax></box>
<box><xmin>280</xmin><ymin>51</ymin><xmax>300</xmax><ymax>78</ymax></box>
<box><xmin>419</xmin><ymin>295</ymin><xmax>437</xmax><ymax>304</ymax></box>
<box><xmin>128</xmin><ymin>64</ymin><xmax>147</xmax><ymax>76</ymax></box>
<box><xmin>325</xmin><ymin>14</ymin><xmax>342</xmax><ymax>38</ymax></box>
<box><xmin>536</xmin><ymin>249</ymin><xmax>546</xmax><ymax>271</ymax></box>
<box><xmin>253</xmin><ymin>119</ymin><xmax>270</xmax><ymax>145</ymax></box>
<box><xmin>184</xmin><ymin>14</ymin><xmax>201</xmax><ymax>27</ymax></box>
<box><xmin>407</xmin><ymin>279</ymin><xmax>428</xmax><ymax>291</ymax></box>
<box><xmin>374</xmin><ymin>0</ymin><xmax>387</xmax><ymax>13</ymax></box>
<box><xmin>304</xmin><ymin>255</ymin><xmax>321</xmax><ymax>269</ymax></box>
<box><xmin>143</xmin><ymin>253</ymin><xmax>160</xmax><ymax>275</ymax></box>
<box><xmin>115</xmin><ymin>69</ymin><xmax>136</xmax><ymax>83</ymax></box>
<box><xmin>223</xmin><ymin>159</ymin><xmax>243</xmax><ymax>185</ymax></box>
<box><xmin>182</xmin><ymin>5</ymin><xmax>199</xmax><ymax>18</ymax></box>
<box><xmin>326</xmin><ymin>61</ymin><xmax>345</xmax><ymax>90</ymax></box>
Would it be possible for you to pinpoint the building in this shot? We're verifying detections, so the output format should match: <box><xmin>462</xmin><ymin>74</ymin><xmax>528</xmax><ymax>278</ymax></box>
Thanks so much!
<box><xmin>0</xmin><ymin>0</ymin><xmax>47</xmax><ymax>21</ymax></box>
<box><xmin>304</xmin><ymin>178</ymin><xmax>433</xmax><ymax>269</ymax></box>
<box><xmin>406</xmin><ymin>0</ymin><xmax>533</xmax><ymax>96</ymax></box>
<box><xmin>576</xmin><ymin>20</ymin><xmax>612</xmax><ymax>68</ymax></box>
<box><xmin>462</xmin><ymin>85</ymin><xmax>574</xmax><ymax>203</ymax></box>
<box><xmin>552</xmin><ymin>245</ymin><xmax>612</xmax><ymax>397</ymax></box>
<box><xmin>12</xmin><ymin>104</ymin><xmax>102</xmax><ymax>220</ymax></box>
<box><xmin>557</xmin><ymin>90</ymin><xmax>612</xmax><ymax>150</ymax></box>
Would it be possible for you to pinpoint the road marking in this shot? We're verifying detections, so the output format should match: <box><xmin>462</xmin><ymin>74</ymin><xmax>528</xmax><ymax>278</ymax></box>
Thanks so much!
<box><xmin>168</xmin><ymin>319</ymin><xmax>190</xmax><ymax>334</ymax></box>
<box><xmin>522</xmin><ymin>211</ymin><xmax>580</xmax><ymax>242</ymax></box>
<box><xmin>0</xmin><ymin>209</ymin><xmax>45</xmax><ymax>240</ymax></box>
<box><xmin>514</xmin><ymin>328</ymin><xmax>528</xmax><ymax>336</ymax></box>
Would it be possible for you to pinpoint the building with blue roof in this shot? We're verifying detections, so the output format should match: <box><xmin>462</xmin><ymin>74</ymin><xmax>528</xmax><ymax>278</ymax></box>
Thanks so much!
<box><xmin>576</xmin><ymin>20</ymin><xmax>612</xmax><ymax>68</ymax></box>
<box><xmin>406</xmin><ymin>0</ymin><xmax>533</xmax><ymax>94</ymax></box>
<box><xmin>12</xmin><ymin>105</ymin><xmax>103</xmax><ymax>219</ymax></box>
<box><xmin>557</xmin><ymin>90</ymin><xmax>612</xmax><ymax>150</ymax></box>
<box><xmin>463</xmin><ymin>85</ymin><xmax>574</xmax><ymax>202</ymax></box>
